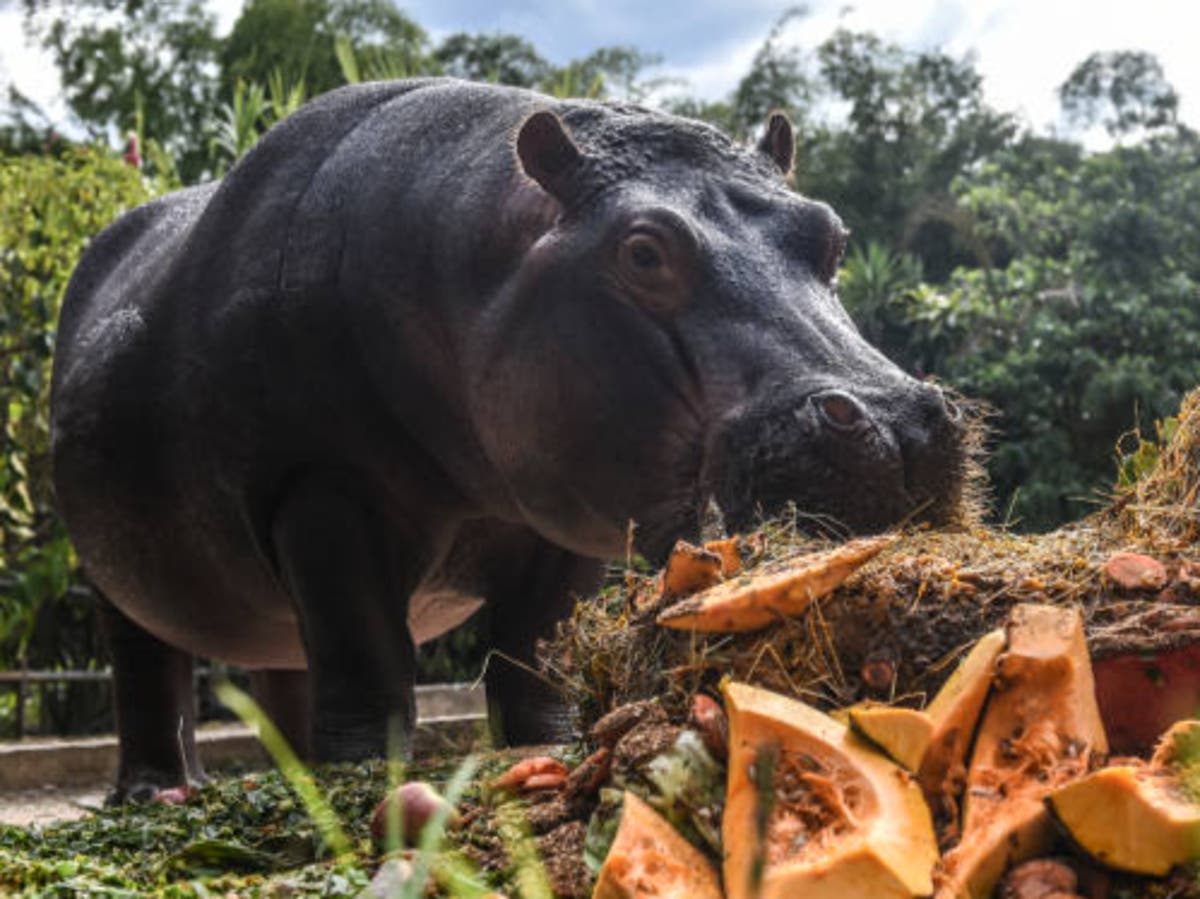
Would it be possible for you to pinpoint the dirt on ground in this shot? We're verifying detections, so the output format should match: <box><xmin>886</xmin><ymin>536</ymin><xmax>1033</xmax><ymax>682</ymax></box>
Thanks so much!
<box><xmin>0</xmin><ymin>784</ymin><xmax>106</xmax><ymax>827</ymax></box>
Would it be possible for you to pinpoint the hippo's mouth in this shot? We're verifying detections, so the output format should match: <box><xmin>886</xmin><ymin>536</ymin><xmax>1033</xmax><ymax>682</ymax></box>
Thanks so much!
<box><xmin>693</xmin><ymin>384</ymin><xmax>973</xmax><ymax>548</ymax></box>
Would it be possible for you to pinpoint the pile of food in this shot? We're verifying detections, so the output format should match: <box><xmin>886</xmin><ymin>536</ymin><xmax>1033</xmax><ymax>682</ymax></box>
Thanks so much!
<box><xmin>3</xmin><ymin>391</ymin><xmax>1199</xmax><ymax>897</ymax></box>
<box><xmin>544</xmin><ymin>390</ymin><xmax>1200</xmax><ymax>758</ymax></box>
<box><xmin>514</xmin><ymin>387</ymin><xmax>1200</xmax><ymax>897</ymax></box>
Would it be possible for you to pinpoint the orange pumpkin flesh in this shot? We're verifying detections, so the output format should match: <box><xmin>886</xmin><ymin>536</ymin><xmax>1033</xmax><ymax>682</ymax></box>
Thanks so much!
<box><xmin>935</xmin><ymin>605</ymin><xmax>1108</xmax><ymax>899</ymax></box>
<box><xmin>1048</xmin><ymin>719</ymin><xmax>1200</xmax><ymax>876</ymax></box>
<box><xmin>657</xmin><ymin>536</ymin><xmax>893</xmax><ymax>633</ymax></box>
<box><xmin>591</xmin><ymin>791</ymin><xmax>723</xmax><ymax>899</ymax></box>
<box><xmin>722</xmin><ymin>681</ymin><xmax>937</xmax><ymax>899</ymax></box>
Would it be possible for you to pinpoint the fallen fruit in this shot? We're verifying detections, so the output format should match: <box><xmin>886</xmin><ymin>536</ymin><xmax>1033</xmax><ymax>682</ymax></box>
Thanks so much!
<box><xmin>370</xmin><ymin>781</ymin><xmax>460</xmax><ymax>847</ymax></box>
<box><xmin>722</xmin><ymin>680</ymin><xmax>937</xmax><ymax>899</ymax></box>
<box><xmin>152</xmin><ymin>786</ymin><xmax>196</xmax><ymax>805</ymax></box>
<box><xmin>657</xmin><ymin>535</ymin><xmax>894</xmax><ymax>633</ymax></box>
<box><xmin>935</xmin><ymin>605</ymin><xmax>1108</xmax><ymax>899</ymax></box>
<box><xmin>591</xmin><ymin>791</ymin><xmax>722</xmax><ymax>899</ymax></box>
<box><xmin>661</xmin><ymin>541</ymin><xmax>724</xmax><ymax>597</ymax></box>
<box><xmin>689</xmin><ymin>693</ymin><xmax>729</xmax><ymax>762</ymax></box>
<box><xmin>491</xmin><ymin>756</ymin><xmax>570</xmax><ymax>792</ymax></box>
<box><xmin>1102</xmin><ymin>551</ymin><xmax>1168</xmax><ymax>590</ymax></box>
<box><xmin>1047</xmin><ymin>719</ymin><xmax>1200</xmax><ymax>876</ymax></box>
<box><xmin>998</xmin><ymin>858</ymin><xmax>1079</xmax><ymax>899</ymax></box>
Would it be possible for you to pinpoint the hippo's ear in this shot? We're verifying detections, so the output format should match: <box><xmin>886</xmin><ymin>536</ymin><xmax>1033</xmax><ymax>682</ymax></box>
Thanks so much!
<box><xmin>517</xmin><ymin>111</ymin><xmax>584</xmax><ymax>200</ymax></box>
<box><xmin>757</xmin><ymin>111</ymin><xmax>795</xmax><ymax>177</ymax></box>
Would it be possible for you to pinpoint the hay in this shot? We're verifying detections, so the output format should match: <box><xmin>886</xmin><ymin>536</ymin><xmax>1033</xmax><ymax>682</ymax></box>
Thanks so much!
<box><xmin>543</xmin><ymin>389</ymin><xmax>1200</xmax><ymax>731</ymax></box>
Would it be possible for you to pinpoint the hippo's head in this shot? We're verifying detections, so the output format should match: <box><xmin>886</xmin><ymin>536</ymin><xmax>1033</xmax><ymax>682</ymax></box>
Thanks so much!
<box><xmin>470</xmin><ymin>102</ymin><xmax>973</xmax><ymax>562</ymax></box>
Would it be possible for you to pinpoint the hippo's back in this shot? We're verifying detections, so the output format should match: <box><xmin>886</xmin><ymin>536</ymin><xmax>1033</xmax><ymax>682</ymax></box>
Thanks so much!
<box><xmin>50</xmin><ymin>80</ymin><xmax>459</xmax><ymax>665</ymax></box>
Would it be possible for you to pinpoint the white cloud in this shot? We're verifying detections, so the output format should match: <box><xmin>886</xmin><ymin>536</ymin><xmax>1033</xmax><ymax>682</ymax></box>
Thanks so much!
<box><xmin>1</xmin><ymin>0</ymin><xmax>1197</xmax><ymax>141</ymax></box>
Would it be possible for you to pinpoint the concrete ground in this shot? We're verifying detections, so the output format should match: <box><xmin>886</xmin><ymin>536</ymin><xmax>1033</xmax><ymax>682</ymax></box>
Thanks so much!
<box><xmin>0</xmin><ymin>683</ymin><xmax>486</xmax><ymax>828</ymax></box>
<box><xmin>0</xmin><ymin>784</ymin><xmax>107</xmax><ymax>827</ymax></box>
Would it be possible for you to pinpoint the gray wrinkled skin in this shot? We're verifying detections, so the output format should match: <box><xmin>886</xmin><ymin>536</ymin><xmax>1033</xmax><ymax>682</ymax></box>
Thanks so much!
<box><xmin>50</xmin><ymin>79</ymin><xmax>965</xmax><ymax>797</ymax></box>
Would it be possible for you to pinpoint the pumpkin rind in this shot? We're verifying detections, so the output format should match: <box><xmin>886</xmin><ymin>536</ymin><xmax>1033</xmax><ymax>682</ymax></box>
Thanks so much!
<box><xmin>722</xmin><ymin>681</ymin><xmax>937</xmax><ymax>899</ymax></box>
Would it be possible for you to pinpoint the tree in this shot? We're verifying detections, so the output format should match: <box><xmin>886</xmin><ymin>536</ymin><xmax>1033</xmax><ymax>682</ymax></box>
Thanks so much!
<box><xmin>0</xmin><ymin>146</ymin><xmax>160</xmax><ymax>678</ymax></box>
<box><xmin>801</xmin><ymin>29</ymin><xmax>1014</xmax><ymax>281</ymax></box>
<box><xmin>863</xmin><ymin>127</ymin><xmax>1200</xmax><ymax>529</ymax></box>
<box><xmin>728</xmin><ymin>6</ymin><xmax>813</xmax><ymax>138</ymax></box>
<box><xmin>433</xmin><ymin>32</ymin><xmax>551</xmax><ymax>88</ymax></box>
<box><xmin>220</xmin><ymin>0</ymin><xmax>427</xmax><ymax>99</ymax></box>
<box><xmin>1059</xmin><ymin>50</ymin><xmax>1179</xmax><ymax>139</ymax></box>
<box><xmin>22</xmin><ymin>0</ymin><xmax>221</xmax><ymax>183</ymax></box>
<box><xmin>543</xmin><ymin>46</ymin><xmax>665</xmax><ymax>101</ymax></box>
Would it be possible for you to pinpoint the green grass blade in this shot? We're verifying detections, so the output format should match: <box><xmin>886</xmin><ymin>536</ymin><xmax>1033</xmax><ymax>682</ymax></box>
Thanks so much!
<box><xmin>214</xmin><ymin>680</ymin><xmax>351</xmax><ymax>856</ymax></box>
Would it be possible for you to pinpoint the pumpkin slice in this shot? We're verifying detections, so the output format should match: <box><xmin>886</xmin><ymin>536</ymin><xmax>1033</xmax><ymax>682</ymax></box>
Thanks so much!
<box><xmin>658</xmin><ymin>536</ymin><xmax>894</xmax><ymax>633</ymax></box>
<box><xmin>918</xmin><ymin>629</ymin><xmax>1006</xmax><ymax>824</ymax></box>
<box><xmin>722</xmin><ymin>681</ymin><xmax>937</xmax><ymax>899</ymax></box>
<box><xmin>592</xmin><ymin>791</ymin><xmax>723</xmax><ymax>899</ymax></box>
<box><xmin>846</xmin><ymin>630</ymin><xmax>1004</xmax><ymax>787</ymax></box>
<box><xmin>661</xmin><ymin>541</ymin><xmax>725</xmax><ymax>597</ymax></box>
<box><xmin>935</xmin><ymin>605</ymin><xmax>1108</xmax><ymax>899</ymax></box>
<box><xmin>1048</xmin><ymin>719</ymin><xmax>1200</xmax><ymax>875</ymax></box>
<box><xmin>848</xmin><ymin>704</ymin><xmax>934</xmax><ymax>772</ymax></box>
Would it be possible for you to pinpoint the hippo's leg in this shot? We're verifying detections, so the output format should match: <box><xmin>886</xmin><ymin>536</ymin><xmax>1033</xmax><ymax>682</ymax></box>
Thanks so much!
<box><xmin>484</xmin><ymin>541</ymin><xmax>604</xmax><ymax>745</ymax></box>
<box><xmin>271</xmin><ymin>474</ymin><xmax>422</xmax><ymax>762</ymax></box>
<box><xmin>100</xmin><ymin>599</ymin><xmax>205</xmax><ymax>803</ymax></box>
<box><xmin>247</xmin><ymin>669</ymin><xmax>313</xmax><ymax>760</ymax></box>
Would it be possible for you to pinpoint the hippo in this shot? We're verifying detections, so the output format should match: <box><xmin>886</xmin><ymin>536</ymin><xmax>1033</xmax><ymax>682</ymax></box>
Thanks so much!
<box><xmin>50</xmin><ymin>78</ymin><xmax>967</xmax><ymax>800</ymax></box>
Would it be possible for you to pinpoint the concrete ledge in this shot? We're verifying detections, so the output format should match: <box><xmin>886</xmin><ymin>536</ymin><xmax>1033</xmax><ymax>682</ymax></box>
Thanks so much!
<box><xmin>0</xmin><ymin>683</ymin><xmax>487</xmax><ymax>792</ymax></box>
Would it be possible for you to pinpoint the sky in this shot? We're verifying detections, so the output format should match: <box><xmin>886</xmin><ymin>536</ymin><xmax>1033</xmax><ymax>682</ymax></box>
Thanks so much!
<box><xmin>1</xmin><ymin>0</ymin><xmax>1197</xmax><ymax>139</ymax></box>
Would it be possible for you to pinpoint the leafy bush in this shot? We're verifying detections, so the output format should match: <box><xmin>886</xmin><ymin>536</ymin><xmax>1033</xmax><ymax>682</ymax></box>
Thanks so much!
<box><xmin>0</xmin><ymin>147</ymin><xmax>160</xmax><ymax>671</ymax></box>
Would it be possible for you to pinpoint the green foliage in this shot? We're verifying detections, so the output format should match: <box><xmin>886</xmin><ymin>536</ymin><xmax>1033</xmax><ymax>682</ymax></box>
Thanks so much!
<box><xmin>4</xmin><ymin>1</ymin><xmax>1200</xmax><ymax>692</ymax></box>
<box><xmin>1060</xmin><ymin>50</ymin><xmax>1180</xmax><ymax>138</ymax></box>
<box><xmin>220</xmin><ymin>0</ymin><xmax>427</xmax><ymax>99</ymax></box>
<box><xmin>433</xmin><ymin>32</ymin><xmax>552</xmax><ymax>88</ymax></box>
<box><xmin>802</xmin><ymin>29</ymin><xmax>1016</xmax><ymax>281</ymax></box>
<box><xmin>0</xmin><ymin>147</ymin><xmax>159</xmax><ymax>669</ymax></box>
<box><xmin>727</xmin><ymin>6</ymin><xmax>813</xmax><ymax>138</ymax></box>
<box><xmin>848</xmin><ymin>127</ymin><xmax>1200</xmax><ymax>529</ymax></box>
<box><xmin>0</xmin><ymin>756</ymin><xmax>488</xmax><ymax>895</ymax></box>
<box><xmin>23</xmin><ymin>0</ymin><xmax>222</xmax><ymax>183</ymax></box>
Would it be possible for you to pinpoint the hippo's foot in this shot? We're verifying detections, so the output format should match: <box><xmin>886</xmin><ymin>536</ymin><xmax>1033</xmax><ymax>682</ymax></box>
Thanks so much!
<box><xmin>105</xmin><ymin>766</ymin><xmax>208</xmax><ymax>806</ymax></box>
<box><xmin>486</xmin><ymin>664</ymin><xmax>578</xmax><ymax>746</ymax></box>
<box><xmin>312</xmin><ymin>703</ymin><xmax>415</xmax><ymax>763</ymax></box>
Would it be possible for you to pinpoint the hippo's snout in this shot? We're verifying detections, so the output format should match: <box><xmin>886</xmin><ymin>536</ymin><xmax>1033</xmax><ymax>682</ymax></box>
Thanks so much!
<box><xmin>711</xmin><ymin>381</ymin><xmax>967</xmax><ymax>534</ymax></box>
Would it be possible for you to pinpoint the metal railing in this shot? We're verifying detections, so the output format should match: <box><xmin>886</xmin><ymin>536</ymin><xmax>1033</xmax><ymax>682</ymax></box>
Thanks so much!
<box><xmin>0</xmin><ymin>666</ymin><xmax>235</xmax><ymax>740</ymax></box>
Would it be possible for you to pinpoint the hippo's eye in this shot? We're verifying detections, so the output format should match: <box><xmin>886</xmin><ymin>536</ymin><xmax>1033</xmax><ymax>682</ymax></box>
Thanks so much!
<box><xmin>614</xmin><ymin>220</ymin><xmax>691</xmax><ymax>316</ymax></box>
<box><xmin>628</xmin><ymin>236</ymin><xmax>664</xmax><ymax>270</ymax></box>
<box><xmin>621</xmin><ymin>232</ymin><xmax>668</xmax><ymax>275</ymax></box>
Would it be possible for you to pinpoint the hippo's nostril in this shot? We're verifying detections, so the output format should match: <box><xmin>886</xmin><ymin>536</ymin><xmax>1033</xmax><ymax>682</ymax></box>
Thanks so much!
<box><xmin>813</xmin><ymin>390</ymin><xmax>866</xmax><ymax>431</ymax></box>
